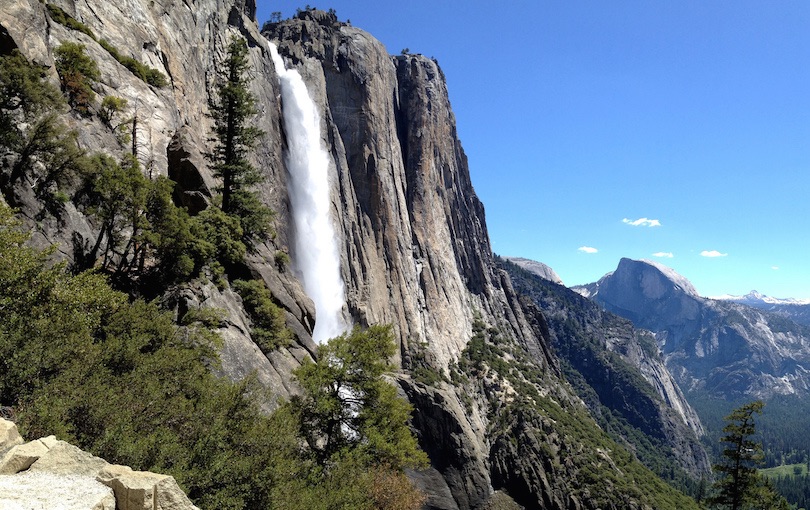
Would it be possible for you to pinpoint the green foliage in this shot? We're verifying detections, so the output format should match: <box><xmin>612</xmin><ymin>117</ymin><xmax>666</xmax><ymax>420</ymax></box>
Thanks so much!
<box><xmin>98</xmin><ymin>39</ymin><xmax>168</xmax><ymax>88</ymax></box>
<box><xmin>0</xmin><ymin>208</ymin><xmax>426</xmax><ymax>508</ymax></box>
<box><xmin>45</xmin><ymin>4</ymin><xmax>97</xmax><ymax>40</ymax></box>
<box><xmin>81</xmin><ymin>153</ymin><xmax>149</xmax><ymax>273</ymax></box>
<box><xmin>765</xmin><ymin>468</ymin><xmax>810</xmax><ymax>509</ymax></box>
<box><xmin>190</xmin><ymin>205</ymin><xmax>246</xmax><ymax>266</ymax></box>
<box><xmin>99</xmin><ymin>95</ymin><xmax>128</xmax><ymax>128</ymax></box>
<box><xmin>141</xmin><ymin>176</ymin><xmax>197</xmax><ymax>282</ymax></box>
<box><xmin>233</xmin><ymin>279</ymin><xmax>292</xmax><ymax>353</ymax></box>
<box><xmin>54</xmin><ymin>42</ymin><xmax>99</xmax><ymax>114</ymax></box>
<box><xmin>0</xmin><ymin>203</ymin><xmax>261</xmax><ymax>508</ymax></box>
<box><xmin>0</xmin><ymin>50</ymin><xmax>87</xmax><ymax>206</ymax></box>
<box><xmin>208</xmin><ymin>36</ymin><xmax>273</xmax><ymax>246</ymax></box>
<box><xmin>710</xmin><ymin>401</ymin><xmax>789</xmax><ymax>510</ymax></box>
<box><xmin>46</xmin><ymin>4</ymin><xmax>167</xmax><ymax>88</ymax></box>
<box><xmin>0</xmin><ymin>50</ymin><xmax>63</xmax><ymax>142</ymax></box>
<box><xmin>274</xmin><ymin>249</ymin><xmax>290</xmax><ymax>270</ymax></box>
<box><xmin>292</xmin><ymin>325</ymin><xmax>429</xmax><ymax>471</ymax></box>
<box><xmin>77</xmin><ymin>152</ymin><xmax>248</xmax><ymax>288</ymax></box>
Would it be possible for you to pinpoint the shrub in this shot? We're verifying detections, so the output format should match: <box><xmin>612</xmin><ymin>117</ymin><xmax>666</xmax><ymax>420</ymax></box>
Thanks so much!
<box><xmin>45</xmin><ymin>4</ymin><xmax>97</xmax><ymax>40</ymax></box>
<box><xmin>46</xmin><ymin>4</ymin><xmax>168</xmax><ymax>89</ymax></box>
<box><xmin>274</xmin><ymin>250</ymin><xmax>290</xmax><ymax>270</ymax></box>
<box><xmin>233</xmin><ymin>278</ymin><xmax>292</xmax><ymax>353</ymax></box>
<box><xmin>54</xmin><ymin>42</ymin><xmax>99</xmax><ymax>114</ymax></box>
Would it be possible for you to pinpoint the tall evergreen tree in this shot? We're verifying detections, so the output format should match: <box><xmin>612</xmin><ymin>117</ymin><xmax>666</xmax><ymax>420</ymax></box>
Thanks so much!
<box><xmin>208</xmin><ymin>36</ymin><xmax>273</xmax><ymax>246</ymax></box>
<box><xmin>711</xmin><ymin>400</ymin><xmax>788</xmax><ymax>510</ymax></box>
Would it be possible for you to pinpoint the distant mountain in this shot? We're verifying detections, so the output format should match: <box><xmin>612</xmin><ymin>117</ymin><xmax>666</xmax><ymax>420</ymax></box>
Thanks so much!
<box><xmin>503</xmin><ymin>257</ymin><xmax>563</xmax><ymax>285</ymax></box>
<box><xmin>500</xmin><ymin>257</ymin><xmax>711</xmax><ymax>484</ymax></box>
<box><xmin>574</xmin><ymin>258</ymin><xmax>810</xmax><ymax>399</ymax></box>
<box><xmin>712</xmin><ymin>291</ymin><xmax>810</xmax><ymax>327</ymax></box>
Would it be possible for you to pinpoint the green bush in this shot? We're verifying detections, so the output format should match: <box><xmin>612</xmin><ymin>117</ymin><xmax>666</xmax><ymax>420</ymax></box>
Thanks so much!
<box><xmin>46</xmin><ymin>4</ymin><xmax>168</xmax><ymax>89</ymax></box>
<box><xmin>233</xmin><ymin>278</ymin><xmax>292</xmax><ymax>353</ymax></box>
<box><xmin>54</xmin><ymin>42</ymin><xmax>99</xmax><ymax>114</ymax></box>
<box><xmin>99</xmin><ymin>38</ymin><xmax>168</xmax><ymax>88</ymax></box>
<box><xmin>45</xmin><ymin>4</ymin><xmax>97</xmax><ymax>40</ymax></box>
<box><xmin>1</xmin><ymin>50</ymin><xmax>87</xmax><ymax>203</ymax></box>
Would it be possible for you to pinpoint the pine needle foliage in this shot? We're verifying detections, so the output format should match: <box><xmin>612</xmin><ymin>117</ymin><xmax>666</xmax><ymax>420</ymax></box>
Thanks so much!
<box><xmin>710</xmin><ymin>401</ymin><xmax>789</xmax><ymax>510</ymax></box>
<box><xmin>208</xmin><ymin>36</ymin><xmax>273</xmax><ymax>246</ymax></box>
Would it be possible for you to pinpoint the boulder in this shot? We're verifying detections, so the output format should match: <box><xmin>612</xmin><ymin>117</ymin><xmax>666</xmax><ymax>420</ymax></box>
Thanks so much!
<box><xmin>0</xmin><ymin>418</ymin><xmax>23</xmax><ymax>456</ymax></box>
<box><xmin>0</xmin><ymin>436</ymin><xmax>53</xmax><ymax>474</ymax></box>
<box><xmin>27</xmin><ymin>439</ymin><xmax>107</xmax><ymax>476</ymax></box>
<box><xmin>96</xmin><ymin>464</ymin><xmax>199</xmax><ymax>510</ymax></box>
<box><xmin>0</xmin><ymin>471</ymin><xmax>115</xmax><ymax>510</ymax></box>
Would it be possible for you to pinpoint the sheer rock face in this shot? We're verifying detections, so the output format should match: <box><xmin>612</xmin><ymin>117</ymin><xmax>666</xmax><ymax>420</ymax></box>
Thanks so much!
<box><xmin>265</xmin><ymin>14</ymin><xmax>534</xmax><ymax>370</ymax></box>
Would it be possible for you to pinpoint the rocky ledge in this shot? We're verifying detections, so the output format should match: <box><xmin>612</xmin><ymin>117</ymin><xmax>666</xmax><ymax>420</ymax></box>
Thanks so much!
<box><xmin>0</xmin><ymin>418</ymin><xmax>197</xmax><ymax>510</ymax></box>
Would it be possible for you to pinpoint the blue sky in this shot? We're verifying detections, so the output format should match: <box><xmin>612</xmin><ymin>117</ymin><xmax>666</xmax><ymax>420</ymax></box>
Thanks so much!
<box><xmin>257</xmin><ymin>1</ymin><xmax>810</xmax><ymax>299</ymax></box>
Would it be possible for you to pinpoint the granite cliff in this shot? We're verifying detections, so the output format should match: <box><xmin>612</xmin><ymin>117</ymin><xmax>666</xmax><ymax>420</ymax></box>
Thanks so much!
<box><xmin>1</xmin><ymin>2</ymin><xmax>704</xmax><ymax>508</ymax></box>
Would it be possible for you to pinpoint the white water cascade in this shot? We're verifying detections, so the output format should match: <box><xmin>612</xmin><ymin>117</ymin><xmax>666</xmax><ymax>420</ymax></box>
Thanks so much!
<box><xmin>269</xmin><ymin>43</ymin><xmax>348</xmax><ymax>343</ymax></box>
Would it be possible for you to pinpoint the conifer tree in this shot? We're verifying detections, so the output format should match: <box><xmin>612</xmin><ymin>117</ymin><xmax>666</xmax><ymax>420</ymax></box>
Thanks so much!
<box><xmin>711</xmin><ymin>400</ymin><xmax>788</xmax><ymax>510</ymax></box>
<box><xmin>208</xmin><ymin>36</ymin><xmax>273</xmax><ymax>246</ymax></box>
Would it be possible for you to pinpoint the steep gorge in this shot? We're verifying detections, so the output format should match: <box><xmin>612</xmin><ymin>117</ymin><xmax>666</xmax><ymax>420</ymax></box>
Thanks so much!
<box><xmin>1</xmin><ymin>2</ymin><xmax>705</xmax><ymax>508</ymax></box>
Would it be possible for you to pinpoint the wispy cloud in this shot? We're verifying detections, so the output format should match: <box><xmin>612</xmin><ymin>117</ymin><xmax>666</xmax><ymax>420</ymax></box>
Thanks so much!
<box><xmin>701</xmin><ymin>250</ymin><xmax>728</xmax><ymax>258</ymax></box>
<box><xmin>652</xmin><ymin>252</ymin><xmax>674</xmax><ymax>258</ymax></box>
<box><xmin>772</xmin><ymin>266</ymin><xmax>780</xmax><ymax>270</ymax></box>
<box><xmin>578</xmin><ymin>246</ymin><xmax>598</xmax><ymax>254</ymax></box>
<box><xmin>622</xmin><ymin>217</ymin><xmax>662</xmax><ymax>227</ymax></box>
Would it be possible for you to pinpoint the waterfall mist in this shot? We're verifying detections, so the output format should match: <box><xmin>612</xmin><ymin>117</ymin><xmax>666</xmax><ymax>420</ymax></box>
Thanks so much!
<box><xmin>270</xmin><ymin>43</ymin><xmax>348</xmax><ymax>343</ymax></box>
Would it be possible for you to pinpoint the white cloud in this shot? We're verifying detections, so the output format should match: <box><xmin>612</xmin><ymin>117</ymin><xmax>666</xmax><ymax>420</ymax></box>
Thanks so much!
<box><xmin>622</xmin><ymin>217</ymin><xmax>662</xmax><ymax>227</ymax></box>
<box><xmin>701</xmin><ymin>250</ymin><xmax>728</xmax><ymax>258</ymax></box>
<box><xmin>578</xmin><ymin>246</ymin><xmax>598</xmax><ymax>254</ymax></box>
<box><xmin>772</xmin><ymin>266</ymin><xmax>780</xmax><ymax>270</ymax></box>
<box><xmin>652</xmin><ymin>252</ymin><xmax>674</xmax><ymax>258</ymax></box>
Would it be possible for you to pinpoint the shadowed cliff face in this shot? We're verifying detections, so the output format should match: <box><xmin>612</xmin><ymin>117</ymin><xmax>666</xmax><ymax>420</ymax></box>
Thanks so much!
<box><xmin>579</xmin><ymin>258</ymin><xmax>810</xmax><ymax>399</ymax></box>
<box><xmin>501</xmin><ymin>258</ymin><xmax>711</xmax><ymax>481</ymax></box>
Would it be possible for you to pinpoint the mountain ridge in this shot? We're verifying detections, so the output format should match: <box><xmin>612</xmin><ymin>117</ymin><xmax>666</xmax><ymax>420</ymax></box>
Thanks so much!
<box><xmin>500</xmin><ymin>257</ymin><xmax>710</xmax><ymax>484</ymax></box>
<box><xmin>575</xmin><ymin>257</ymin><xmax>810</xmax><ymax>399</ymax></box>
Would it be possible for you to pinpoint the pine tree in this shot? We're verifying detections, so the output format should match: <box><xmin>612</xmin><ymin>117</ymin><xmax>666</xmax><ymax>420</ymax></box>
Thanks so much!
<box><xmin>208</xmin><ymin>36</ymin><xmax>273</xmax><ymax>246</ymax></box>
<box><xmin>710</xmin><ymin>400</ymin><xmax>788</xmax><ymax>510</ymax></box>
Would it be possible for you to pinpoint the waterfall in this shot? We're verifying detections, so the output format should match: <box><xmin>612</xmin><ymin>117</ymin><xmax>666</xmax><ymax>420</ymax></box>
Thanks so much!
<box><xmin>269</xmin><ymin>43</ymin><xmax>348</xmax><ymax>343</ymax></box>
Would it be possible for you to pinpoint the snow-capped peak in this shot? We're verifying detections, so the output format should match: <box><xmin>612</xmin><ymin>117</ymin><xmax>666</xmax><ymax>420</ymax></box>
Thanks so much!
<box><xmin>712</xmin><ymin>291</ymin><xmax>810</xmax><ymax>306</ymax></box>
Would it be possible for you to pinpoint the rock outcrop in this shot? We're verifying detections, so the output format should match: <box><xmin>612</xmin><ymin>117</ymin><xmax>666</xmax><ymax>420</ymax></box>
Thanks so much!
<box><xmin>504</xmin><ymin>256</ymin><xmax>564</xmax><ymax>285</ymax></box>
<box><xmin>0</xmin><ymin>418</ymin><xmax>197</xmax><ymax>510</ymax></box>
